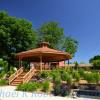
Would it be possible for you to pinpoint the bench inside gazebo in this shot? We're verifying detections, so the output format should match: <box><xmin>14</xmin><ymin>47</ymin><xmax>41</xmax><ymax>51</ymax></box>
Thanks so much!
<box><xmin>9</xmin><ymin>42</ymin><xmax>71</xmax><ymax>86</ymax></box>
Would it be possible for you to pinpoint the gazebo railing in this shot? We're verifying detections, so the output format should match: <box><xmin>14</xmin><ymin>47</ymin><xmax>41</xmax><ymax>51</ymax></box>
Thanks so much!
<box><xmin>23</xmin><ymin>67</ymin><xmax>35</xmax><ymax>83</ymax></box>
<box><xmin>9</xmin><ymin>67</ymin><xmax>24</xmax><ymax>84</ymax></box>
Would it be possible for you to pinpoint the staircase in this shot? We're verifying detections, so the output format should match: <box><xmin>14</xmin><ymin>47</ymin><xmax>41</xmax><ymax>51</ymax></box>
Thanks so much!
<box><xmin>9</xmin><ymin>67</ymin><xmax>36</xmax><ymax>86</ymax></box>
<box><xmin>10</xmin><ymin>72</ymin><xmax>27</xmax><ymax>86</ymax></box>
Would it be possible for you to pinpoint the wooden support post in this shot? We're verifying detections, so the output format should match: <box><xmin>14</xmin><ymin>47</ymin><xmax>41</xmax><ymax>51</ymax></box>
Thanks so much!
<box><xmin>40</xmin><ymin>56</ymin><xmax>42</xmax><ymax>72</ymax></box>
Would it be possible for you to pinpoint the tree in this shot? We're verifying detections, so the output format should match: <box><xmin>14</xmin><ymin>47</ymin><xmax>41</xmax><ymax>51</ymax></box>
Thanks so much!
<box><xmin>74</xmin><ymin>61</ymin><xmax>79</xmax><ymax>70</ymax></box>
<box><xmin>89</xmin><ymin>55</ymin><xmax>100</xmax><ymax>63</ymax></box>
<box><xmin>38</xmin><ymin>22</ymin><xmax>64</xmax><ymax>49</ymax></box>
<box><xmin>93</xmin><ymin>60</ymin><xmax>100</xmax><ymax>69</ymax></box>
<box><xmin>63</xmin><ymin>36</ymin><xmax>78</xmax><ymax>57</ymax></box>
<box><xmin>38</xmin><ymin>22</ymin><xmax>78</xmax><ymax>56</ymax></box>
<box><xmin>62</xmin><ymin>37</ymin><xmax>78</xmax><ymax>64</ymax></box>
<box><xmin>0</xmin><ymin>11</ymin><xmax>37</xmax><ymax>70</ymax></box>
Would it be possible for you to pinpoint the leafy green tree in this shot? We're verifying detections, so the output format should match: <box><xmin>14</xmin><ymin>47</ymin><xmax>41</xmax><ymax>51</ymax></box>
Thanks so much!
<box><xmin>74</xmin><ymin>61</ymin><xmax>79</xmax><ymax>70</ymax></box>
<box><xmin>38</xmin><ymin>22</ymin><xmax>64</xmax><ymax>49</ymax></box>
<box><xmin>93</xmin><ymin>60</ymin><xmax>100</xmax><ymax>69</ymax></box>
<box><xmin>63</xmin><ymin>36</ymin><xmax>78</xmax><ymax>57</ymax></box>
<box><xmin>0</xmin><ymin>11</ymin><xmax>37</xmax><ymax>70</ymax></box>
<box><xmin>0</xmin><ymin>58</ymin><xmax>8</xmax><ymax>72</ymax></box>
<box><xmin>89</xmin><ymin>55</ymin><xmax>100</xmax><ymax>63</ymax></box>
<box><xmin>38</xmin><ymin>22</ymin><xmax>78</xmax><ymax>60</ymax></box>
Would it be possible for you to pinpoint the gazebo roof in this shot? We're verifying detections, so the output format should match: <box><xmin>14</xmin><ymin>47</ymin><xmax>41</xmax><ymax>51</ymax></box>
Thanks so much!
<box><xmin>16</xmin><ymin>42</ymin><xmax>71</xmax><ymax>62</ymax></box>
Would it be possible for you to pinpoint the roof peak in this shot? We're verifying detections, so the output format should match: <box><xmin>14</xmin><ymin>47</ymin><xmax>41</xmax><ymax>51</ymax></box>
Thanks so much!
<box><xmin>39</xmin><ymin>42</ymin><xmax>50</xmax><ymax>48</ymax></box>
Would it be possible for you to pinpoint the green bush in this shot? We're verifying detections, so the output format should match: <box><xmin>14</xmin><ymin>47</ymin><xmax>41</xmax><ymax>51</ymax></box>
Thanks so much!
<box><xmin>51</xmin><ymin>71</ymin><xmax>60</xmax><ymax>82</ymax></box>
<box><xmin>66</xmin><ymin>75</ymin><xmax>72</xmax><ymax>85</ymax></box>
<box><xmin>53</xmin><ymin>75</ymin><xmax>61</xmax><ymax>96</ymax></box>
<box><xmin>0</xmin><ymin>58</ymin><xmax>8</xmax><ymax>73</ymax></box>
<box><xmin>60</xmin><ymin>83</ymin><xmax>70</xmax><ymax>96</ymax></box>
<box><xmin>61</xmin><ymin>71</ymin><xmax>68</xmax><ymax>81</ymax></box>
<box><xmin>38</xmin><ymin>71</ymin><xmax>48</xmax><ymax>79</ymax></box>
<box><xmin>42</xmin><ymin>81</ymin><xmax>50</xmax><ymax>92</ymax></box>
<box><xmin>0</xmin><ymin>71</ymin><xmax>6</xmax><ymax>79</ymax></box>
<box><xmin>84</xmin><ymin>73</ymin><xmax>96</xmax><ymax>83</ymax></box>
<box><xmin>72</xmin><ymin>71</ymin><xmax>80</xmax><ymax>82</ymax></box>
<box><xmin>53</xmin><ymin>84</ymin><xmax>61</xmax><ymax>96</ymax></box>
<box><xmin>93</xmin><ymin>73</ymin><xmax>100</xmax><ymax>83</ymax></box>
<box><xmin>78</xmin><ymin>68</ymin><xmax>85</xmax><ymax>77</ymax></box>
<box><xmin>0</xmin><ymin>79</ymin><xmax>8</xmax><ymax>86</ymax></box>
<box><xmin>16</xmin><ymin>82</ymin><xmax>40</xmax><ymax>92</ymax></box>
<box><xmin>17</xmin><ymin>83</ymin><xmax>28</xmax><ymax>91</ymax></box>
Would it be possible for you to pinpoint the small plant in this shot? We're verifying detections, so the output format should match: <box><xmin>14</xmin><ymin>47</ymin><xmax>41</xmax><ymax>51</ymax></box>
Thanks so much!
<box><xmin>78</xmin><ymin>68</ymin><xmax>85</xmax><ymax>77</ymax></box>
<box><xmin>16</xmin><ymin>82</ymin><xmax>40</xmax><ymax>92</ymax></box>
<box><xmin>0</xmin><ymin>79</ymin><xmax>8</xmax><ymax>86</ymax></box>
<box><xmin>42</xmin><ymin>80</ymin><xmax>50</xmax><ymax>92</ymax></box>
<box><xmin>93</xmin><ymin>73</ymin><xmax>100</xmax><ymax>83</ymax></box>
<box><xmin>53</xmin><ymin>84</ymin><xmax>61</xmax><ymax>96</ymax></box>
<box><xmin>60</xmin><ymin>83</ymin><xmax>70</xmax><ymax>96</ymax></box>
<box><xmin>61</xmin><ymin>71</ymin><xmax>68</xmax><ymax>81</ymax></box>
<box><xmin>38</xmin><ymin>71</ymin><xmax>48</xmax><ymax>79</ymax></box>
<box><xmin>17</xmin><ymin>83</ymin><xmax>28</xmax><ymax>91</ymax></box>
<box><xmin>84</xmin><ymin>73</ymin><xmax>96</xmax><ymax>83</ymax></box>
<box><xmin>52</xmin><ymin>71</ymin><xmax>60</xmax><ymax>82</ymax></box>
<box><xmin>66</xmin><ymin>75</ymin><xmax>72</xmax><ymax>85</ymax></box>
<box><xmin>72</xmin><ymin>71</ymin><xmax>80</xmax><ymax>82</ymax></box>
<box><xmin>53</xmin><ymin>76</ymin><xmax>61</xmax><ymax>96</ymax></box>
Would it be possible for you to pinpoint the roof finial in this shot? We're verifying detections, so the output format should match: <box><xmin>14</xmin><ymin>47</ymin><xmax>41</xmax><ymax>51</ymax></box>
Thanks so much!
<box><xmin>39</xmin><ymin>41</ymin><xmax>49</xmax><ymax>47</ymax></box>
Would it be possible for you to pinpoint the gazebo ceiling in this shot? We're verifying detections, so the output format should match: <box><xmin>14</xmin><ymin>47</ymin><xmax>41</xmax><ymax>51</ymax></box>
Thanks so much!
<box><xmin>16</xmin><ymin>42</ymin><xmax>71</xmax><ymax>62</ymax></box>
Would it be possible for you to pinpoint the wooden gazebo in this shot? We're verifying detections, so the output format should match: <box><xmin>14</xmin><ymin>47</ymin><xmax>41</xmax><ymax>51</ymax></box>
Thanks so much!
<box><xmin>9</xmin><ymin>42</ymin><xmax>71</xmax><ymax>85</ymax></box>
<box><xmin>16</xmin><ymin>42</ymin><xmax>71</xmax><ymax>71</ymax></box>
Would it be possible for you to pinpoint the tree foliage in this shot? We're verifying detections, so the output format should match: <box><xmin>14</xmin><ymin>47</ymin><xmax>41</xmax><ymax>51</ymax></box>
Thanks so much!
<box><xmin>0</xmin><ymin>11</ymin><xmax>37</xmax><ymax>70</ymax></box>
<box><xmin>93</xmin><ymin>60</ymin><xmax>100</xmax><ymax>69</ymax></box>
<box><xmin>89</xmin><ymin>55</ymin><xmax>100</xmax><ymax>63</ymax></box>
<box><xmin>38</xmin><ymin>22</ymin><xmax>64</xmax><ymax>49</ymax></box>
<box><xmin>63</xmin><ymin>36</ymin><xmax>78</xmax><ymax>57</ymax></box>
<box><xmin>38</xmin><ymin>22</ymin><xmax>78</xmax><ymax>56</ymax></box>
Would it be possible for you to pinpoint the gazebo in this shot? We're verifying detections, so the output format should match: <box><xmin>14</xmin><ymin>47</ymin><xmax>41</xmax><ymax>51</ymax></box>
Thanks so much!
<box><xmin>16</xmin><ymin>42</ymin><xmax>71</xmax><ymax>71</ymax></box>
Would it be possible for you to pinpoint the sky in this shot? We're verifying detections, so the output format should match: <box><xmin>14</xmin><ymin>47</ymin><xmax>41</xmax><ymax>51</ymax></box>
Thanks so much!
<box><xmin>0</xmin><ymin>0</ymin><xmax>100</xmax><ymax>63</ymax></box>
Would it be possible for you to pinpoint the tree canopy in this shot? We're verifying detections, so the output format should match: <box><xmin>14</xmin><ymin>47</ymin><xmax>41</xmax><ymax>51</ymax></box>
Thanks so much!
<box><xmin>0</xmin><ymin>11</ymin><xmax>37</xmax><ymax>70</ymax></box>
<box><xmin>89</xmin><ymin>55</ymin><xmax>100</xmax><ymax>63</ymax></box>
<box><xmin>38</xmin><ymin>22</ymin><xmax>64</xmax><ymax>49</ymax></box>
<box><xmin>63</xmin><ymin>36</ymin><xmax>78</xmax><ymax>57</ymax></box>
<box><xmin>38</xmin><ymin>22</ymin><xmax>78</xmax><ymax>57</ymax></box>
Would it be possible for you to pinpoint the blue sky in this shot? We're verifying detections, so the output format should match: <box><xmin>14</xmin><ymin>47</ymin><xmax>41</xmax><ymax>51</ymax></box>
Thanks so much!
<box><xmin>0</xmin><ymin>0</ymin><xmax>100</xmax><ymax>63</ymax></box>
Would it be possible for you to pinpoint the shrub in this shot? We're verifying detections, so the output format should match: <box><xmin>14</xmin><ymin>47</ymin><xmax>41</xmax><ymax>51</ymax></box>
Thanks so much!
<box><xmin>84</xmin><ymin>73</ymin><xmax>96</xmax><ymax>83</ymax></box>
<box><xmin>73</xmin><ymin>71</ymin><xmax>80</xmax><ymax>82</ymax></box>
<box><xmin>53</xmin><ymin>84</ymin><xmax>61</xmax><ymax>96</ymax></box>
<box><xmin>52</xmin><ymin>71</ymin><xmax>60</xmax><ymax>82</ymax></box>
<box><xmin>61</xmin><ymin>71</ymin><xmax>68</xmax><ymax>81</ymax></box>
<box><xmin>78</xmin><ymin>68</ymin><xmax>85</xmax><ymax>77</ymax></box>
<box><xmin>0</xmin><ymin>71</ymin><xmax>6</xmax><ymax>79</ymax></box>
<box><xmin>16</xmin><ymin>82</ymin><xmax>40</xmax><ymax>92</ymax></box>
<box><xmin>53</xmin><ymin>76</ymin><xmax>61</xmax><ymax>96</ymax></box>
<box><xmin>60</xmin><ymin>83</ymin><xmax>70</xmax><ymax>96</ymax></box>
<box><xmin>17</xmin><ymin>83</ymin><xmax>28</xmax><ymax>91</ymax></box>
<box><xmin>0</xmin><ymin>79</ymin><xmax>8</xmax><ymax>86</ymax></box>
<box><xmin>42</xmin><ymin>81</ymin><xmax>50</xmax><ymax>92</ymax></box>
<box><xmin>66</xmin><ymin>75</ymin><xmax>73</xmax><ymax>85</ymax></box>
<box><xmin>38</xmin><ymin>71</ymin><xmax>48</xmax><ymax>79</ymax></box>
<box><xmin>93</xmin><ymin>73</ymin><xmax>100</xmax><ymax>83</ymax></box>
